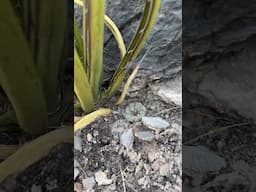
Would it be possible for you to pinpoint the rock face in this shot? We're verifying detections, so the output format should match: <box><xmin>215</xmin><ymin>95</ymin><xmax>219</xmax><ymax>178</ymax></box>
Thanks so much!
<box><xmin>104</xmin><ymin>0</ymin><xmax>182</xmax><ymax>80</ymax></box>
<box><xmin>183</xmin><ymin>0</ymin><xmax>256</xmax><ymax>122</ymax></box>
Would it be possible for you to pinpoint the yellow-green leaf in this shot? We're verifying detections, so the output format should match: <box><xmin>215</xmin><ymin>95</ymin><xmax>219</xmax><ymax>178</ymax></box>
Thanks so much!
<box><xmin>105</xmin><ymin>0</ymin><xmax>161</xmax><ymax>100</ymax></box>
<box><xmin>74</xmin><ymin>49</ymin><xmax>95</xmax><ymax>112</ymax></box>
<box><xmin>84</xmin><ymin>0</ymin><xmax>106</xmax><ymax>98</ymax></box>
<box><xmin>115</xmin><ymin>64</ymin><xmax>140</xmax><ymax>105</ymax></box>
<box><xmin>104</xmin><ymin>15</ymin><xmax>126</xmax><ymax>58</ymax></box>
<box><xmin>0</xmin><ymin>0</ymin><xmax>48</xmax><ymax>135</ymax></box>
<box><xmin>75</xmin><ymin>108</ymin><xmax>112</xmax><ymax>132</ymax></box>
<box><xmin>0</xmin><ymin>126</ymin><xmax>73</xmax><ymax>183</ymax></box>
<box><xmin>36</xmin><ymin>0</ymin><xmax>69</xmax><ymax>112</ymax></box>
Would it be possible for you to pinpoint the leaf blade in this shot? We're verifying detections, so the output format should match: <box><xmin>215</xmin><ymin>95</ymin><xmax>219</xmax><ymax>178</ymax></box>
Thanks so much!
<box><xmin>105</xmin><ymin>0</ymin><xmax>162</xmax><ymax>99</ymax></box>
<box><xmin>74</xmin><ymin>49</ymin><xmax>95</xmax><ymax>112</ymax></box>
<box><xmin>0</xmin><ymin>0</ymin><xmax>48</xmax><ymax>135</ymax></box>
<box><xmin>85</xmin><ymin>0</ymin><xmax>106</xmax><ymax>99</ymax></box>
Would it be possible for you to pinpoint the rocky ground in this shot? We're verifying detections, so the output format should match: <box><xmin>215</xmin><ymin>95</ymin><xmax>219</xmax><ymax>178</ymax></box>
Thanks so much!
<box><xmin>183</xmin><ymin>0</ymin><xmax>256</xmax><ymax>191</ymax></box>
<box><xmin>74</xmin><ymin>73</ymin><xmax>182</xmax><ymax>192</ymax></box>
<box><xmin>0</xmin><ymin>0</ymin><xmax>182</xmax><ymax>191</ymax></box>
<box><xmin>74</xmin><ymin>0</ymin><xmax>182</xmax><ymax>191</ymax></box>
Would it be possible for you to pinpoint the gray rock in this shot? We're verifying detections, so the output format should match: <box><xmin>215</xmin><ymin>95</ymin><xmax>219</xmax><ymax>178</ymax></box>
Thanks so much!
<box><xmin>104</xmin><ymin>0</ymin><xmax>182</xmax><ymax>80</ymax></box>
<box><xmin>124</xmin><ymin>102</ymin><xmax>146</xmax><ymax>122</ymax></box>
<box><xmin>183</xmin><ymin>0</ymin><xmax>256</xmax><ymax>122</ymax></box>
<box><xmin>183</xmin><ymin>145</ymin><xmax>226</xmax><ymax>174</ymax></box>
<box><xmin>120</xmin><ymin>129</ymin><xmax>134</xmax><ymax>150</ymax></box>
<box><xmin>134</xmin><ymin>131</ymin><xmax>155</xmax><ymax>142</ymax></box>
<box><xmin>95</xmin><ymin>170</ymin><xmax>112</xmax><ymax>186</ymax></box>
<box><xmin>82</xmin><ymin>177</ymin><xmax>96</xmax><ymax>190</ymax></box>
<box><xmin>153</xmin><ymin>75</ymin><xmax>182</xmax><ymax>106</ymax></box>
<box><xmin>142</xmin><ymin>116</ymin><xmax>170</xmax><ymax>131</ymax></box>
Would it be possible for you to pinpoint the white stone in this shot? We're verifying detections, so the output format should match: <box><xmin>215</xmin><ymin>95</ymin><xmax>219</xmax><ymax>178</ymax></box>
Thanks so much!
<box><xmin>87</xmin><ymin>133</ymin><xmax>93</xmax><ymax>142</ymax></box>
<box><xmin>134</xmin><ymin>131</ymin><xmax>155</xmax><ymax>141</ymax></box>
<box><xmin>82</xmin><ymin>177</ymin><xmax>96</xmax><ymax>190</ymax></box>
<box><xmin>159</xmin><ymin>163</ymin><xmax>170</xmax><ymax>176</ymax></box>
<box><xmin>95</xmin><ymin>170</ymin><xmax>112</xmax><ymax>186</ymax></box>
<box><xmin>154</xmin><ymin>75</ymin><xmax>182</xmax><ymax>106</ymax></box>
<box><xmin>74</xmin><ymin>135</ymin><xmax>82</xmax><ymax>152</ymax></box>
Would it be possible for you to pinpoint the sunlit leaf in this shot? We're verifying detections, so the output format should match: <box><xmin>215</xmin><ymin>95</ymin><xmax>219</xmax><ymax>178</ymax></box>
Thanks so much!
<box><xmin>75</xmin><ymin>108</ymin><xmax>112</xmax><ymax>132</ymax></box>
<box><xmin>105</xmin><ymin>0</ymin><xmax>161</xmax><ymax>99</ymax></box>
<box><xmin>104</xmin><ymin>15</ymin><xmax>126</xmax><ymax>58</ymax></box>
<box><xmin>74</xmin><ymin>49</ymin><xmax>95</xmax><ymax>112</ymax></box>
<box><xmin>84</xmin><ymin>0</ymin><xmax>105</xmax><ymax>98</ymax></box>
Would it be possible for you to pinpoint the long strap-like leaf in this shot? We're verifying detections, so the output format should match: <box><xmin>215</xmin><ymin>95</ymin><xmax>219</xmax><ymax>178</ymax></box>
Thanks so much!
<box><xmin>74</xmin><ymin>19</ymin><xmax>84</xmax><ymax>63</ymax></box>
<box><xmin>104</xmin><ymin>15</ymin><xmax>126</xmax><ymax>58</ymax></box>
<box><xmin>0</xmin><ymin>0</ymin><xmax>48</xmax><ymax>135</ymax></box>
<box><xmin>74</xmin><ymin>108</ymin><xmax>112</xmax><ymax>132</ymax></box>
<box><xmin>74</xmin><ymin>49</ymin><xmax>95</xmax><ymax>112</ymax></box>
<box><xmin>84</xmin><ymin>0</ymin><xmax>105</xmax><ymax>99</ymax></box>
<box><xmin>0</xmin><ymin>126</ymin><xmax>72</xmax><ymax>183</ymax></box>
<box><xmin>75</xmin><ymin>0</ymin><xmax>126</xmax><ymax>59</ymax></box>
<box><xmin>105</xmin><ymin>0</ymin><xmax>161</xmax><ymax>99</ymax></box>
<box><xmin>36</xmin><ymin>0</ymin><xmax>68</xmax><ymax>112</ymax></box>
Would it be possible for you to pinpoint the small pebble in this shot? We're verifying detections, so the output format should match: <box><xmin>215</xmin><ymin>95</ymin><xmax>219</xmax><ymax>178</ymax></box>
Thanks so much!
<box><xmin>127</xmin><ymin>151</ymin><xmax>140</xmax><ymax>163</ymax></box>
<box><xmin>82</xmin><ymin>177</ymin><xmax>96</xmax><ymax>190</ymax></box>
<box><xmin>159</xmin><ymin>163</ymin><xmax>170</xmax><ymax>176</ymax></box>
<box><xmin>148</xmin><ymin>150</ymin><xmax>158</xmax><ymax>162</ymax></box>
<box><xmin>138</xmin><ymin>177</ymin><xmax>146</xmax><ymax>186</ymax></box>
<box><xmin>31</xmin><ymin>185</ymin><xmax>42</xmax><ymax>192</ymax></box>
<box><xmin>137</xmin><ymin>176</ymin><xmax>150</xmax><ymax>187</ymax></box>
<box><xmin>87</xmin><ymin>133</ymin><xmax>93</xmax><ymax>142</ymax></box>
<box><xmin>135</xmin><ymin>161</ymin><xmax>144</xmax><ymax>175</ymax></box>
<box><xmin>74</xmin><ymin>135</ymin><xmax>82</xmax><ymax>152</ymax></box>
<box><xmin>95</xmin><ymin>170</ymin><xmax>112</xmax><ymax>186</ymax></box>
<box><xmin>142</xmin><ymin>116</ymin><xmax>170</xmax><ymax>131</ymax></box>
<box><xmin>134</xmin><ymin>131</ymin><xmax>155</xmax><ymax>142</ymax></box>
<box><xmin>120</xmin><ymin>129</ymin><xmax>134</xmax><ymax>150</ymax></box>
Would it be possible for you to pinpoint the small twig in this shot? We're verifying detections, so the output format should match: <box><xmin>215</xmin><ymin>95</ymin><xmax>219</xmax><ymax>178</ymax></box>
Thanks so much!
<box><xmin>184</xmin><ymin>122</ymin><xmax>250</xmax><ymax>144</ymax></box>
<box><xmin>119</xmin><ymin>166</ymin><xmax>127</xmax><ymax>192</ymax></box>
<box><xmin>155</xmin><ymin>107</ymin><xmax>180</xmax><ymax>115</ymax></box>
<box><xmin>75</xmin><ymin>158</ymin><xmax>86</xmax><ymax>177</ymax></box>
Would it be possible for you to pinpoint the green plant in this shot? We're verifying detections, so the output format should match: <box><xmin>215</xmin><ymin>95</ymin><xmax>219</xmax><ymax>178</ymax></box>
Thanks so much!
<box><xmin>0</xmin><ymin>0</ymin><xmax>72</xmax><ymax>182</ymax></box>
<box><xmin>74</xmin><ymin>0</ymin><xmax>161</xmax><ymax>131</ymax></box>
